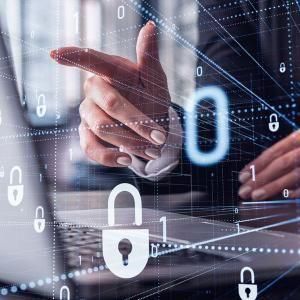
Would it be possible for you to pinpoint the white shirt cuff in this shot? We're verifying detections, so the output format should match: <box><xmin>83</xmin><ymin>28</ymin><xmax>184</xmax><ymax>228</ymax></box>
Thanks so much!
<box><xmin>128</xmin><ymin>107</ymin><xmax>182</xmax><ymax>181</ymax></box>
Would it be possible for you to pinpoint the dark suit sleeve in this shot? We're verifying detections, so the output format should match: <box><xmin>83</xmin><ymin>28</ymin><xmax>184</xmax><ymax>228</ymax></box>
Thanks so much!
<box><xmin>137</xmin><ymin>1</ymin><xmax>297</xmax><ymax>206</ymax></box>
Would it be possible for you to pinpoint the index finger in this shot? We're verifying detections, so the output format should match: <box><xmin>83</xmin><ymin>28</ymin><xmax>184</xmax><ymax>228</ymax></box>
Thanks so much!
<box><xmin>50</xmin><ymin>47</ymin><xmax>138</xmax><ymax>82</ymax></box>
<box><xmin>240</xmin><ymin>130</ymin><xmax>300</xmax><ymax>176</ymax></box>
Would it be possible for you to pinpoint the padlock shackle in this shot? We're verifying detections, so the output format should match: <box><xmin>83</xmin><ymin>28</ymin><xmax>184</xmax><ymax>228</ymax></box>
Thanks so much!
<box><xmin>35</xmin><ymin>206</ymin><xmax>44</xmax><ymax>218</ymax></box>
<box><xmin>37</xmin><ymin>94</ymin><xmax>46</xmax><ymax>105</ymax></box>
<box><xmin>107</xmin><ymin>183</ymin><xmax>142</xmax><ymax>226</ymax></box>
<box><xmin>59</xmin><ymin>285</ymin><xmax>70</xmax><ymax>299</ymax></box>
<box><xmin>9</xmin><ymin>166</ymin><xmax>22</xmax><ymax>184</ymax></box>
<box><xmin>269</xmin><ymin>113</ymin><xmax>278</xmax><ymax>121</ymax></box>
<box><xmin>240</xmin><ymin>266</ymin><xmax>255</xmax><ymax>284</ymax></box>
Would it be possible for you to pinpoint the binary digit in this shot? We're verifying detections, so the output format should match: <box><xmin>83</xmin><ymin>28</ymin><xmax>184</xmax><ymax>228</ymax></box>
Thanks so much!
<box><xmin>159</xmin><ymin>216</ymin><xmax>167</xmax><ymax>243</ymax></box>
<box><xmin>185</xmin><ymin>86</ymin><xmax>229</xmax><ymax>166</ymax></box>
<box><xmin>196</xmin><ymin>66</ymin><xmax>203</xmax><ymax>77</ymax></box>
<box><xmin>73</xmin><ymin>12</ymin><xmax>79</xmax><ymax>34</ymax></box>
<box><xmin>117</xmin><ymin>5</ymin><xmax>125</xmax><ymax>19</ymax></box>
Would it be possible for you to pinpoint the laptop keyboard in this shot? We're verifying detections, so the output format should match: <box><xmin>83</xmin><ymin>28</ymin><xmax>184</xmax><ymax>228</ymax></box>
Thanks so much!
<box><xmin>56</xmin><ymin>223</ymin><xmax>231</xmax><ymax>272</ymax></box>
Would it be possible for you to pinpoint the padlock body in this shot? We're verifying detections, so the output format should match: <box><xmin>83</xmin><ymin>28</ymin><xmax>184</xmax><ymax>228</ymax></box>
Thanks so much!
<box><xmin>34</xmin><ymin>218</ymin><xmax>45</xmax><ymax>233</ymax></box>
<box><xmin>103</xmin><ymin>229</ymin><xmax>149</xmax><ymax>278</ymax></box>
<box><xmin>36</xmin><ymin>105</ymin><xmax>46</xmax><ymax>118</ymax></box>
<box><xmin>238</xmin><ymin>283</ymin><xmax>257</xmax><ymax>300</ymax></box>
<box><xmin>8</xmin><ymin>185</ymin><xmax>24</xmax><ymax>206</ymax></box>
<box><xmin>268</xmin><ymin>122</ymin><xmax>279</xmax><ymax>132</ymax></box>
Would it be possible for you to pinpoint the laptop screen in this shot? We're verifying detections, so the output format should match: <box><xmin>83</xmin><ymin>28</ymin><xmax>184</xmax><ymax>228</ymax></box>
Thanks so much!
<box><xmin>0</xmin><ymin>28</ymin><xmax>65</xmax><ymax>298</ymax></box>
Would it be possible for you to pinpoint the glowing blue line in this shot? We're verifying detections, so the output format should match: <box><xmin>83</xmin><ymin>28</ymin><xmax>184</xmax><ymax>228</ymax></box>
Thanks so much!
<box><xmin>242</xmin><ymin>199</ymin><xmax>300</xmax><ymax>205</ymax></box>
<box><xmin>127</xmin><ymin>0</ymin><xmax>298</xmax><ymax>129</ymax></box>
<box><xmin>195</xmin><ymin>0</ymin><xmax>293</xmax><ymax>102</ymax></box>
<box><xmin>296</xmin><ymin>0</ymin><xmax>300</xmax><ymax>12</ymax></box>
<box><xmin>258</xmin><ymin>261</ymin><xmax>300</xmax><ymax>295</ymax></box>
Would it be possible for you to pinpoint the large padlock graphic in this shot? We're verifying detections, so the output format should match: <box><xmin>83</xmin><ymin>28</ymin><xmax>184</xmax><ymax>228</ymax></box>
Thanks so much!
<box><xmin>279</xmin><ymin>62</ymin><xmax>286</xmax><ymax>73</ymax></box>
<box><xmin>268</xmin><ymin>113</ymin><xmax>279</xmax><ymax>132</ymax></box>
<box><xmin>7</xmin><ymin>166</ymin><xmax>24</xmax><ymax>206</ymax></box>
<box><xmin>59</xmin><ymin>285</ymin><xmax>70</xmax><ymax>300</ymax></box>
<box><xmin>36</xmin><ymin>94</ymin><xmax>46</xmax><ymax>118</ymax></box>
<box><xmin>0</xmin><ymin>165</ymin><xmax>4</xmax><ymax>178</ymax></box>
<box><xmin>34</xmin><ymin>206</ymin><xmax>45</xmax><ymax>233</ymax></box>
<box><xmin>238</xmin><ymin>267</ymin><xmax>257</xmax><ymax>300</ymax></box>
<box><xmin>103</xmin><ymin>183</ymin><xmax>149</xmax><ymax>279</ymax></box>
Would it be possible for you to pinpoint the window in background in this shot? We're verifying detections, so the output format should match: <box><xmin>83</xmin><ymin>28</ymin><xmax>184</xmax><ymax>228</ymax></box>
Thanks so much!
<box><xmin>10</xmin><ymin>0</ymin><xmax>101</xmax><ymax>127</ymax></box>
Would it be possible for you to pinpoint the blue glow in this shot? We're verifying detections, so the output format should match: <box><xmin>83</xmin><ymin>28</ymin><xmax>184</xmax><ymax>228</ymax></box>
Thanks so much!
<box><xmin>185</xmin><ymin>86</ymin><xmax>230</xmax><ymax>166</ymax></box>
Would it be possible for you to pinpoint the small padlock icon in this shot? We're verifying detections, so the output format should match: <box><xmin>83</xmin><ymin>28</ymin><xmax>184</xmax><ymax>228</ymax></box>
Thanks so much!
<box><xmin>103</xmin><ymin>183</ymin><xmax>149</xmax><ymax>279</ymax></box>
<box><xmin>0</xmin><ymin>165</ymin><xmax>4</xmax><ymax>178</ymax></box>
<box><xmin>7</xmin><ymin>166</ymin><xmax>24</xmax><ymax>206</ymax></box>
<box><xmin>268</xmin><ymin>113</ymin><xmax>279</xmax><ymax>132</ymax></box>
<box><xmin>34</xmin><ymin>206</ymin><xmax>45</xmax><ymax>233</ymax></box>
<box><xmin>279</xmin><ymin>62</ymin><xmax>286</xmax><ymax>73</ymax></box>
<box><xmin>59</xmin><ymin>285</ymin><xmax>70</xmax><ymax>300</ymax></box>
<box><xmin>36</xmin><ymin>94</ymin><xmax>46</xmax><ymax>118</ymax></box>
<box><xmin>238</xmin><ymin>267</ymin><xmax>257</xmax><ymax>300</ymax></box>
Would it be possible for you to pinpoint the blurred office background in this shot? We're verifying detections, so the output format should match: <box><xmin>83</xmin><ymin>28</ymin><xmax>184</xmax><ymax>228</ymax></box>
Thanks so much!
<box><xmin>1</xmin><ymin>0</ymin><xmax>198</xmax><ymax>190</ymax></box>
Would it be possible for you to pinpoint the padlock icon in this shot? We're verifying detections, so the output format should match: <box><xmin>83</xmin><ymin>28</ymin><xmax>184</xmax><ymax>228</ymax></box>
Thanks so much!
<box><xmin>268</xmin><ymin>113</ymin><xmax>279</xmax><ymax>132</ymax></box>
<box><xmin>103</xmin><ymin>183</ymin><xmax>149</xmax><ymax>279</ymax></box>
<box><xmin>0</xmin><ymin>165</ymin><xmax>4</xmax><ymax>178</ymax></box>
<box><xmin>7</xmin><ymin>166</ymin><xmax>24</xmax><ymax>206</ymax></box>
<box><xmin>238</xmin><ymin>267</ymin><xmax>257</xmax><ymax>300</ymax></box>
<box><xmin>59</xmin><ymin>285</ymin><xmax>70</xmax><ymax>300</ymax></box>
<box><xmin>36</xmin><ymin>94</ymin><xmax>46</xmax><ymax>118</ymax></box>
<box><xmin>34</xmin><ymin>206</ymin><xmax>45</xmax><ymax>233</ymax></box>
<box><xmin>279</xmin><ymin>62</ymin><xmax>286</xmax><ymax>73</ymax></box>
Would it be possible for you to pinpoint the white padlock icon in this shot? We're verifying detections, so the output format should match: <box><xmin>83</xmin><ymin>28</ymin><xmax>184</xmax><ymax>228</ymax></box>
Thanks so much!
<box><xmin>103</xmin><ymin>183</ymin><xmax>149</xmax><ymax>279</ymax></box>
<box><xmin>279</xmin><ymin>62</ymin><xmax>286</xmax><ymax>73</ymax></box>
<box><xmin>7</xmin><ymin>166</ymin><xmax>24</xmax><ymax>206</ymax></box>
<box><xmin>59</xmin><ymin>285</ymin><xmax>70</xmax><ymax>300</ymax></box>
<box><xmin>36</xmin><ymin>94</ymin><xmax>46</xmax><ymax>118</ymax></box>
<box><xmin>268</xmin><ymin>113</ymin><xmax>279</xmax><ymax>132</ymax></box>
<box><xmin>238</xmin><ymin>267</ymin><xmax>257</xmax><ymax>300</ymax></box>
<box><xmin>0</xmin><ymin>165</ymin><xmax>4</xmax><ymax>178</ymax></box>
<box><xmin>34</xmin><ymin>206</ymin><xmax>45</xmax><ymax>233</ymax></box>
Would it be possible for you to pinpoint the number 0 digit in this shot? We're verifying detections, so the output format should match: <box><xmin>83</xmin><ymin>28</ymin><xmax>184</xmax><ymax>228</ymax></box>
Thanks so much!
<box><xmin>185</xmin><ymin>86</ymin><xmax>230</xmax><ymax>166</ymax></box>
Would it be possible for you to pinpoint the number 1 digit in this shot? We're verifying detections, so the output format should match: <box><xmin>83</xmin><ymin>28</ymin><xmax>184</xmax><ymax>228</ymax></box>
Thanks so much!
<box><xmin>159</xmin><ymin>216</ymin><xmax>167</xmax><ymax>243</ymax></box>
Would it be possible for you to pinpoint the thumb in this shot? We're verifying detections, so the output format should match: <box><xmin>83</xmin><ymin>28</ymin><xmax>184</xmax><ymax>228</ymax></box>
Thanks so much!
<box><xmin>136</xmin><ymin>21</ymin><xmax>160</xmax><ymax>71</ymax></box>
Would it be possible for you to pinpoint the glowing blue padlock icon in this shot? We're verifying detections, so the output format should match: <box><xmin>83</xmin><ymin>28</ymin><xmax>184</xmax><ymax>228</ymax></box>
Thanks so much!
<box><xmin>36</xmin><ymin>94</ymin><xmax>46</xmax><ymax>118</ymax></box>
<box><xmin>103</xmin><ymin>183</ymin><xmax>149</xmax><ymax>279</ymax></box>
<box><xmin>268</xmin><ymin>113</ymin><xmax>279</xmax><ymax>132</ymax></box>
<box><xmin>59</xmin><ymin>285</ymin><xmax>70</xmax><ymax>300</ymax></box>
<box><xmin>238</xmin><ymin>267</ymin><xmax>257</xmax><ymax>300</ymax></box>
<box><xmin>7</xmin><ymin>166</ymin><xmax>24</xmax><ymax>206</ymax></box>
<box><xmin>34</xmin><ymin>206</ymin><xmax>45</xmax><ymax>233</ymax></box>
<box><xmin>279</xmin><ymin>62</ymin><xmax>286</xmax><ymax>73</ymax></box>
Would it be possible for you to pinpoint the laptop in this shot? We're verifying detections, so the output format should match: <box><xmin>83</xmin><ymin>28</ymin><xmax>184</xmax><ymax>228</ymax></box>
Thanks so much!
<box><xmin>1</xmin><ymin>33</ymin><xmax>300</xmax><ymax>300</ymax></box>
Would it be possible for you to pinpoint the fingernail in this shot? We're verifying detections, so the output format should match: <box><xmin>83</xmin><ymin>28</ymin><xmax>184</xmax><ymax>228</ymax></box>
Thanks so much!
<box><xmin>239</xmin><ymin>172</ymin><xmax>251</xmax><ymax>183</ymax></box>
<box><xmin>238</xmin><ymin>186</ymin><xmax>252</xmax><ymax>199</ymax></box>
<box><xmin>145</xmin><ymin>148</ymin><xmax>161</xmax><ymax>159</ymax></box>
<box><xmin>252</xmin><ymin>189</ymin><xmax>266</xmax><ymax>201</ymax></box>
<box><xmin>117</xmin><ymin>156</ymin><xmax>131</xmax><ymax>166</ymax></box>
<box><xmin>148</xmin><ymin>20</ymin><xmax>156</xmax><ymax>27</ymax></box>
<box><xmin>150</xmin><ymin>130</ymin><xmax>166</xmax><ymax>145</ymax></box>
<box><xmin>50</xmin><ymin>50</ymin><xmax>58</xmax><ymax>59</ymax></box>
